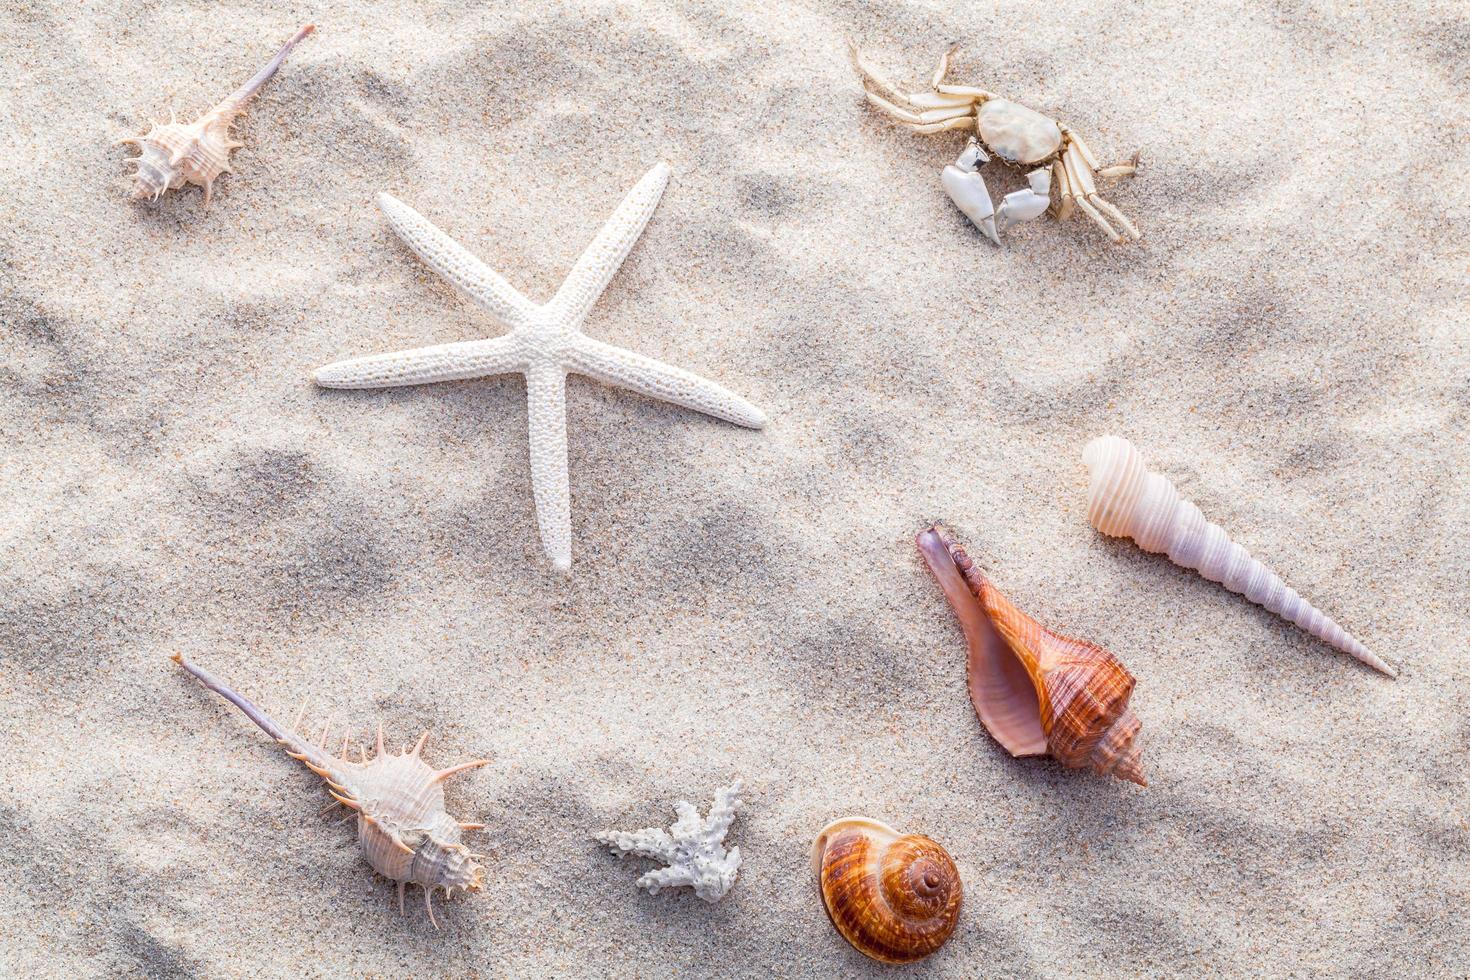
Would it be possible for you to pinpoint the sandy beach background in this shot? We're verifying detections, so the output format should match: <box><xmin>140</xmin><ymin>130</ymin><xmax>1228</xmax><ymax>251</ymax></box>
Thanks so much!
<box><xmin>2</xmin><ymin>0</ymin><xmax>1467</xmax><ymax>975</ymax></box>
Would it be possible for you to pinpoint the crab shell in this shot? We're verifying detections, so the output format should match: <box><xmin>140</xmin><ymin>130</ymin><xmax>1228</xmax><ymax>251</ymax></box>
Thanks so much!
<box><xmin>977</xmin><ymin>99</ymin><xmax>1063</xmax><ymax>166</ymax></box>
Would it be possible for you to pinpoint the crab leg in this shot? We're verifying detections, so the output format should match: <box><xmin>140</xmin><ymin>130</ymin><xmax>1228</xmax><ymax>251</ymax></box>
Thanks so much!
<box><xmin>860</xmin><ymin>89</ymin><xmax>975</xmax><ymax>128</ymax></box>
<box><xmin>912</xmin><ymin>104</ymin><xmax>976</xmax><ymax>124</ymax></box>
<box><xmin>1063</xmin><ymin>148</ymin><xmax>1124</xmax><ymax>243</ymax></box>
<box><xmin>930</xmin><ymin>44</ymin><xmax>997</xmax><ymax>100</ymax></box>
<box><xmin>1071</xmin><ymin>146</ymin><xmax>1140</xmax><ymax>239</ymax></box>
<box><xmin>1052</xmin><ymin>159</ymin><xmax>1075</xmax><ymax>220</ymax></box>
<box><xmin>1062</xmin><ymin>126</ymin><xmax>1101</xmax><ymax>172</ymax></box>
<box><xmin>905</xmin><ymin>116</ymin><xmax>977</xmax><ymax>135</ymax></box>
<box><xmin>848</xmin><ymin>43</ymin><xmax>913</xmax><ymax>106</ymax></box>
<box><xmin>1096</xmin><ymin>150</ymin><xmax>1142</xmax><ymax>180</ymax></box>
<box><xmin>1091</xmin><ymin>195</ymin><xmax>1140</xmax><ymax>239</ymax></box>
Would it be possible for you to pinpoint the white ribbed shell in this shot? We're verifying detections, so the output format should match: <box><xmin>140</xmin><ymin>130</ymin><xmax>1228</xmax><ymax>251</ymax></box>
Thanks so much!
<box><xmin>331</xmin><ymin>751</ymin><xmax>483</xmax><ymax>896</ymax></box>
<box><xmin>1082</xmin><ymin>436</ymin><xmax>1395</xmax><ymax>677</ymax></box>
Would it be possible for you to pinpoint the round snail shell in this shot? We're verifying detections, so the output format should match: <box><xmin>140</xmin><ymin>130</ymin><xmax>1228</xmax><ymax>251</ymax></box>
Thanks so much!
<box><xmin>811</xmin><ymin>816</ymin><xmax>962</xmax><ymax>964</ymax></box>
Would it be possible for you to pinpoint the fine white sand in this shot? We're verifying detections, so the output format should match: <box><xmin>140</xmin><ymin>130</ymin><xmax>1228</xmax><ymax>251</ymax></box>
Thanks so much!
<box><xmin>2</xmin><ymin>1</ymin><xmax>1467</xmax><ymax>976</ymax></box>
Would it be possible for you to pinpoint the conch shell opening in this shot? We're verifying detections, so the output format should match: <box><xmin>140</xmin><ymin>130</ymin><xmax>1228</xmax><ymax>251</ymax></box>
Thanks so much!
<box><xmin>811</xmin><ymin>816</ymin><xmax>962</xmax><ymax>964</ymax></box>
<box><xmin>917</xmin><ymin>525</ymin><xmax>1147</xmax><ymax>786</ymax></box>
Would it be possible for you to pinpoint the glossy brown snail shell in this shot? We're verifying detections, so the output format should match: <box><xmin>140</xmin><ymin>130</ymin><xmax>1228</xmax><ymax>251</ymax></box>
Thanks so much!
<box><xmin>917</xmin><ymin>524</ymin><xmax>1147</xmax><ymax>786</ymax></box>
<box><xmin>811</xmin><ymin>816</ymin><xmax>962</xmax><ymax>964</ymax></box>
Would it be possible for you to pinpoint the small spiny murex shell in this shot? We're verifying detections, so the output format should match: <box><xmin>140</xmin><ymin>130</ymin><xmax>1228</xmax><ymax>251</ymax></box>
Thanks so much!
<box><xmin>172</xmin><ymin>654</ymin><xmax>489</xmax><ymax>927</ymax></box>
<box><xmin>917</xmin><ymin>525</ymin><xmax>1147</xmax><ymax>786</ymax></box>
<box><xmin>1082</xmin><ymin>435</ymin><xmax>1396</xmax><ymax>677</ymax></box>
<box><xmin>811</xmin><ymin>816</ymin><xmax>962</xmax><ymax>964</ymax></box>
<box><xmin>121</xmin><ymin>24</ymin><xmax>314</xmax><ymax>204</ymax></box>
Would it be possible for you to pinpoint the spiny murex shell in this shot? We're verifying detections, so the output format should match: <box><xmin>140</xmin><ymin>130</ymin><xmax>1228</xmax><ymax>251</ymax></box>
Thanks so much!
<box><xmin>172</xmin><ymin>653</ymin><xmax>490</xmax><ymax>926</ymax></box>
<box><xmin>811</xmin><ymin>816</ymin><xmax>962</xmax><ymax>964</ymax></box>
<box><xmin>978</xmin><ymin>99</ymin><xmax>1062</xmax><ymax>165</ymax></box>
<box><xmin>122</xmin><ymin>24</ymin><xmax>314</xmax><ymax>203</ymax></box>
<box><xmin>1082</xmin><ymin>435</ymin><xmax>1395</xmax><ymax>677</ymax></box>
<box><xmin>917</xmin><ymin>525</ymin><xmax>1147</xmax><ymax>786</ymax></box>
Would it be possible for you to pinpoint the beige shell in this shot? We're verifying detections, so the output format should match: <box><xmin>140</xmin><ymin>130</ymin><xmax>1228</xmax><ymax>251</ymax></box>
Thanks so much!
<box><xmin>977</xmin><ymin>99</ymin><xmax>1063</xmax><ymax>165</ymax></box>
<box><xmin>811</xmin><ymin>816</ymin><xmax>962</xmax><ymax>964</ymax></box>
<box><xmin>172</xmin><ymin>654</ymin><xmax>489</xmax><ymax>926</ymax></box>
<box><xmin>122</xmin><ymin>25</ymin><xmax>313</xmax><ymax>203</ymax></box>
<box><xmin>1082</xmin><ymin>435</ymin><xmax>1395</xmax><ymax>677</ymax></box>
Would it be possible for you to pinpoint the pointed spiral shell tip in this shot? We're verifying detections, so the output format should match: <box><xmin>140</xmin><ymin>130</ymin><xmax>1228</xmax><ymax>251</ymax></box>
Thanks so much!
<box><xmin>1358</xmin><ymin>648</ymin><xmax>1397</xmax><ymax>679</ymax></box>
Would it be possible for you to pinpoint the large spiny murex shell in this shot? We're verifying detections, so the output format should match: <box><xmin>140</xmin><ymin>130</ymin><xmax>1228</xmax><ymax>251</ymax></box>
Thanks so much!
<box><xmin>1082</xmin><ymin>435</ymin><xmax>1396</xmax><ymax>677</ymax></box>
<box><xmin>172</xmin><ymin>654</ymin><xmax>489</xmax><ymax>926</ymax></box>
<box><xmin>121</xmin><ymin>24</ymin><xmax>314</xmax><ymax>203</ymax></box>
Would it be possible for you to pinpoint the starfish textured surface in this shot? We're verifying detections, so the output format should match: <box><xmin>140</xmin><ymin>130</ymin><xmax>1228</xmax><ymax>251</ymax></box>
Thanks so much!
<box><xmin>596</xmin><ymin>781</ymin><xmax>744</xmax><ymax>903</ymax></box>
<box><xmin>313</xmin><ymin>163</ymin><xmax>767</xmax><ymax>571</ymax></box>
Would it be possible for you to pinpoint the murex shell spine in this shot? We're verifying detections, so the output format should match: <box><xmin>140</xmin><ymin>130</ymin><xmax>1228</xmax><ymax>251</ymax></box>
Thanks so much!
<box><xmin>122</xmin><ymin>24</ymin><xmax>314</xmax><ymax>203</ymax></box>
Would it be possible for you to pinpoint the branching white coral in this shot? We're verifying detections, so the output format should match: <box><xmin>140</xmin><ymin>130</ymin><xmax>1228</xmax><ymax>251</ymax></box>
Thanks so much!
<box><xmin>596</xmin><ymin>781</ymin><xmax>744</xmax><ymax>902</ymax></box>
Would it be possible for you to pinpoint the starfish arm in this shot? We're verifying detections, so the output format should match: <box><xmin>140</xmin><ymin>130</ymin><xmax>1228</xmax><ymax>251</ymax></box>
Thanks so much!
<box><xmin>313</xmin><ymin>335</ymin><xmax>527</xmax><ymax>388</ymax></box>
<box><xmin>569</xmin><ymin>336</ymin><xmax>768</xmax><ymax>429</ymax></box>
<box><xmin>377</xmin><ymin>193</ymin><xmax>539</xmax><ymax>330</ymax></box>
<box><xmin>525</xmin><ymin>362</ymin><xmax>573</xmax><ymax>572</ymax></box>
<box><xmin>545</xmin><ymin>163</ymin><xmax>670</xmax><ymax>328</ymax></box>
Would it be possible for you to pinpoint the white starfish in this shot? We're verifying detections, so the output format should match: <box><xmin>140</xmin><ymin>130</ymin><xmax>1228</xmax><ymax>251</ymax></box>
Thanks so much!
<box><xmin>314</xmin><ymin>163</ymin><xmax>767</xmax><ymax>572</ymax></box>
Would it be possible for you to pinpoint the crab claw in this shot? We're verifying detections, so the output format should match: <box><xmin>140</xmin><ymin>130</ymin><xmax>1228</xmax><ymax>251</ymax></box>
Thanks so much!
<box><xmin>995</xmin><ymin>168</ymin><xmax>1052</xmax><ymax>235</ymax></box>
<box><xmin>940</xmin><ymin>140</ymin><xmax>999</xmax><ymax>244</ymax></box>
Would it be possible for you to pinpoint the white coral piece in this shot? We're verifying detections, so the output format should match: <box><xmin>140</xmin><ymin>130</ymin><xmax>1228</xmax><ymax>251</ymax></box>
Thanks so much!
<box><xmin>596</xmin><ymin>781</ymin><xmax>743</xmax><ymax>902</ymax></box>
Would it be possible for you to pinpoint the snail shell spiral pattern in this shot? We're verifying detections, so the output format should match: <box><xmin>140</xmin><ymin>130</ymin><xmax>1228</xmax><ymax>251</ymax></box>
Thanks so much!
<box><xmin>1082</xmin><ymin>435</ymin><xmax>1395</xmax><ymax>677</ymax></box>
<box><xmin>811</xmin><ymin>816</ymin><xmax>962</xmax><ymax>964</ymax></box>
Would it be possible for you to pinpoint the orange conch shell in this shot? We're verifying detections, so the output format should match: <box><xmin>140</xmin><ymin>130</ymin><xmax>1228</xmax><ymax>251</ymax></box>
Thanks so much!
<box><xmin>917</xmin><ymin>524</ymin><xmax>1147</xmax><ymax>786</ymax></box>
<box><xmin>811</xmin><ymin>816</ymin><xmax>962</xmax><ymax>964</ymax></box>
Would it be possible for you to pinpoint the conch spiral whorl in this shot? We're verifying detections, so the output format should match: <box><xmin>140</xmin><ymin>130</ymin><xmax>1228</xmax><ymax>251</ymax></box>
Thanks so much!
<box><xmin>811</xmin><ymin>817</ymin><xmax>962</xmax><ymax>964</ymax></box>
<box><xmin>917</xmin><ymin>525</ymin><xmax>1147</xmax><ymax>786</ymax></box>
<box><xmin>1082</xmin><ymin>435</ymin><xmax>1395</xmax><ymax>677</ymax></box>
